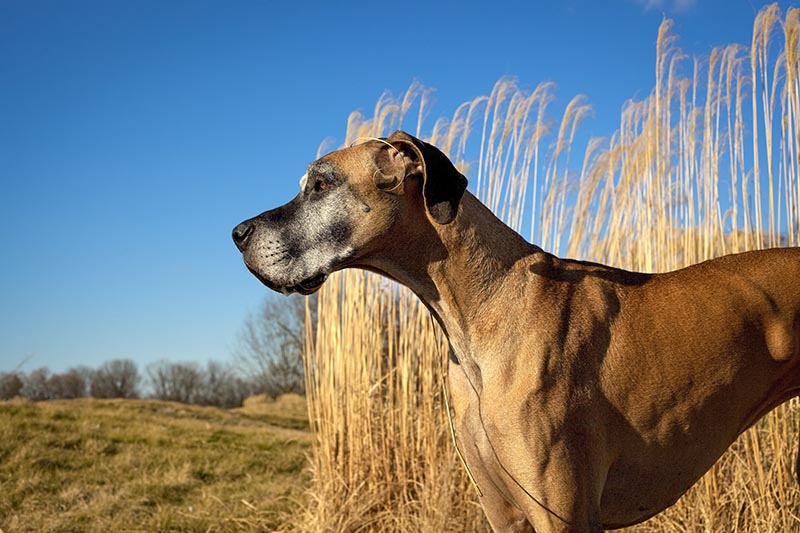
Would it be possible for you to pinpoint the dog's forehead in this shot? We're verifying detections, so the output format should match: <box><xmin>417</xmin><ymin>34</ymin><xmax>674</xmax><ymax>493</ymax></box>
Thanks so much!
<box><xmin>309</xmin><ymin>143</ymin><xmax>377</xmax><ymax>180</ymax></box>
<box><xmin>307</xmin><ymin>159</ymin><xmax>337</xmax><ymax>177</ymax></box>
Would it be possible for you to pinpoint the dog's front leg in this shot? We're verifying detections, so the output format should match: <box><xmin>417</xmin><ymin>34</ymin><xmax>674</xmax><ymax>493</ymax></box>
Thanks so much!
<box><xmin>526</xmin><ymin>507</ymin><xmax>603</xmax><ymax>533</ymax></box>
<box><xmin>477</xmin><ymin>488</ymin><xmax>535</xmax><ymax>533</ymax></box>
<box><xmin>518</xmin><ymin>477</ymin><xmax>604</xmax><ymax>533</ymax></box>
<box><xmin>475</xmin><ymin>437</ymin><xmax>605</xmax><ymax>532</ymax></box>
<box><xmin>479</xmin><ymin>397</ymin><xmax>607</xmax><ymax>533</ymax></box>
<box><xmin>448</xmin><ymin>361</ymin><xmax>535</xmax><ymax>532</ymax></box>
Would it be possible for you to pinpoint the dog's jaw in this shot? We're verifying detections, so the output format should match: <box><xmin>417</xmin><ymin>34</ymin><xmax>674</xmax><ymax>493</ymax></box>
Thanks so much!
<box><xmin>243</xmin><ymin>244</ymin><xmax>354</xmax><ymax>295</ymax></box>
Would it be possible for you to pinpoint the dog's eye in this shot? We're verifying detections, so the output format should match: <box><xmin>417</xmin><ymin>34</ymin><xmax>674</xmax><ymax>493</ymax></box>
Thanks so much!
<box><xmin>314</xmin><ymin>180</ymin><xmax>328</xmax><ymax>192</ymax></box>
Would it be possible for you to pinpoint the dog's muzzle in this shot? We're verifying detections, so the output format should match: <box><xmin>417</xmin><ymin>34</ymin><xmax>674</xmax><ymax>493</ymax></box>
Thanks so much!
<box><xmin>231</xmin><ymin>218</ymin><xmax>331</xmax><ymax>295</ymax></box>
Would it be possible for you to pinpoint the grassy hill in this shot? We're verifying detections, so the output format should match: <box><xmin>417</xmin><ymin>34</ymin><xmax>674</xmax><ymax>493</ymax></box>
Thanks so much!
<box><xmin>0</xmin><ymin>395</ymin><xmax>311</xmax><ymax>532</ymax></box>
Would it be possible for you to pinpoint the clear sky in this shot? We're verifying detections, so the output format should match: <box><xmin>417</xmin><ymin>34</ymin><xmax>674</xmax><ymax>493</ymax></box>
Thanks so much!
<box><xmin>1</xmin><ymin>0</ymin><xmax>794</xmax><ymax>373</ymax></box>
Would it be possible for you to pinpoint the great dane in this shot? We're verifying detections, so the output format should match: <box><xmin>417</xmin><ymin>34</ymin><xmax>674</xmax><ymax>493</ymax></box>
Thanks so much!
<box><xmin>232</xmin><ymin>131</ymin><xmax>800</xmax><ymax>532</ymax></box>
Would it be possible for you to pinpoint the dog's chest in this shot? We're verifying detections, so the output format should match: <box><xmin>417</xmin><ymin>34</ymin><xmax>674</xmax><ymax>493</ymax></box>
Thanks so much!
<box><xmin>450</xmin><ymin>379</ymin><xmax>518</xmax><ymax>499</ymax></box>
<box><xmin>447</xmin><ymin>353</ymin><xmax>550</xmax><ymax>502</ymax></box>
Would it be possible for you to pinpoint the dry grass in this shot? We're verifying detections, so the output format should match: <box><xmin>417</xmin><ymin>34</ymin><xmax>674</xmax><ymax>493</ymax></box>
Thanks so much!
<box><xmin>236</xmin><ymin>393</ymin><xmax>309</xmax><ymax>430</ymax></box>
<box><xmin>0</xmin><ymin>396</ymin><xmax>311</xmax><ymax>532</ymax></box>
<box><xmin>298</xmin><ymin>4</ymin><xmax>800</xmax><ymax>532</ymax></box>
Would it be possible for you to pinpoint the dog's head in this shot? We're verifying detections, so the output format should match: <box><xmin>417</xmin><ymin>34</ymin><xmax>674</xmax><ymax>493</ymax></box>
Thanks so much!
<box><xmin>232</xmin><ymin>131</ymin><xmax>468</xmax><ymax>295</ymax></box>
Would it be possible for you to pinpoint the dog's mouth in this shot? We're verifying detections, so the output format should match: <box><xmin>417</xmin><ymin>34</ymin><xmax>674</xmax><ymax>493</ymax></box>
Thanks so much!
<box><xmin>291</xmin><ymin>273</ymin><xmax>328</xmax><ymax>295</ymax></box>
<box><xmin>245</xmin><ymin>264</ymin><xmax>328</xmax><ymax>296</ymax></box>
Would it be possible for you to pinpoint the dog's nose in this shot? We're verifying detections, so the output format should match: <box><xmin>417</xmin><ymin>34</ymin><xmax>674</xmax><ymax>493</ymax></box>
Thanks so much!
<box><xmin>232</xmin><ymin>222</ymin><xmax>254</xmax><ymax>251</ymax></box>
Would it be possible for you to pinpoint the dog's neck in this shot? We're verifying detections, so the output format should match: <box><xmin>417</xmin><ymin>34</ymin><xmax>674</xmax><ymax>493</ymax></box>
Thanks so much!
<box><xmin>368</xmin><ymin>192</ymin><xmax>539</xmax><ymax>384</ymax></box>
<box><xmin>428</xmin><ymin>193</ymin><xmax>536</xmax><ymax>333</ymax></box>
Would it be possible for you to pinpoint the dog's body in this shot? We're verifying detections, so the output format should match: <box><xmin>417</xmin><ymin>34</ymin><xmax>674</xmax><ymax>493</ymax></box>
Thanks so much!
<box><xmin>233</xmin><ymin>131</ymin><xmax>800</xmax><ymax>532</ymax></box>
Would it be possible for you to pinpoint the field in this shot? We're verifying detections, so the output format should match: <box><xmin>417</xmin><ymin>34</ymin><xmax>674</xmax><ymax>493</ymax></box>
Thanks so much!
<box><xmin>0</xmin><ymin>395</ymin><xmax>310</xmax><ymax>533</ymax></box>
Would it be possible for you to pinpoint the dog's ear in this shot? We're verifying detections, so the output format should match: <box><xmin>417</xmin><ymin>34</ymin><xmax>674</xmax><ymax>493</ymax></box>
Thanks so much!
<box><xmin>372</xmin><ymin>139</ymin><xmax>409</xmax><ymax>194</ymax></box>
<box><xmin>385</xmin><ymin>130</ymin><xmax>468</xmax><ymax>225</ymax></box>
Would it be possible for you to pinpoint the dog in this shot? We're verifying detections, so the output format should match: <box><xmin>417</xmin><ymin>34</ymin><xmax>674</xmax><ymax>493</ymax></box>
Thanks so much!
<box><xmin>232</xmin><ymin>131</ymin><xmax>800</xmax><ymax>532</ymax></box>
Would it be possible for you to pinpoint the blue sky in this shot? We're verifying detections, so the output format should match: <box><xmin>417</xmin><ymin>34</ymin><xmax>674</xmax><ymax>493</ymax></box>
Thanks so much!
<box><xmin>1</xmin><ymin>0</ymin><xmax>794</xmax><ymax>373</ymax></box>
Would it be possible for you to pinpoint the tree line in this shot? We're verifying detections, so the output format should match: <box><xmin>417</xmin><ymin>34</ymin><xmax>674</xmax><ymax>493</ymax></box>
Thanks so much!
<box><xmin>2</xmin><ymin>358</ymin><xmax>271</xmax><ymax>407</ymax></box>
<box><xmin>1</xmin><ymin>294</ymin><xmax>314</xmax><ymax>407</ymax></box>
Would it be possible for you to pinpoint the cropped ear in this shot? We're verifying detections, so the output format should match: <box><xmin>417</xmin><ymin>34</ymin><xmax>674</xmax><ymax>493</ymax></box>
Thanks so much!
<box><xmin>386</xmin><ymin>130</ymin><xmax>468</xmax><ymax>224</ymax></box>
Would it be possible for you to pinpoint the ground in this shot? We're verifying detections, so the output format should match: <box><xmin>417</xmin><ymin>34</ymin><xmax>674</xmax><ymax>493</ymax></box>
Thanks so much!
<box><xmin>0</xmin><ymin>394</ymin><xmax>310</xmax><ymax>533</ymax></box>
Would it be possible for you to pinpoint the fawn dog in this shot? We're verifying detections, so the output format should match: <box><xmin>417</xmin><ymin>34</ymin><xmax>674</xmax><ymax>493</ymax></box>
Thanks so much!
<box><xmin>233</xmin><ymin>131</ymin><xmax>800</xmax><ymax>532</ymax></box>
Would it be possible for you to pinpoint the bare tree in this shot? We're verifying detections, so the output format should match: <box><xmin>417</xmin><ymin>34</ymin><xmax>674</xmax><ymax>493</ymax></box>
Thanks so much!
<box><xmin>49</xmin><ymin>367</ymin><xmax>90</xmax><ymax>399</ymax></box>
<box><xmin>146</xmin><ymin>360</ymin><xmax>254</xmax><ymax>407</ymax></box>
<box><xmin>21</xmin><ymin>367</ymin><xmax>53</xmax><ymax>401</ymax></box>
<box><xmin>0</xmin><ymin>372</ymin><xmax>24</xmax><ymax>400</ymax></box>
<box><xmin>234</xmin><ymin>293</ymin><xmax>316</xmax><ymax>396</ymax></box>
<box><xmin>147</xmin><ymin>360</ymin><xmax>203</xmax><ymax>403</ymax></box>
<box><xmin>90</xmin><ymin>359</ymin><xmax>140</xmax><ymax>399</ymax></box>
<box><xmin>198</xmin><ymin>360</ymin><xmax>254</xmax><ymax>407</ymax></box>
